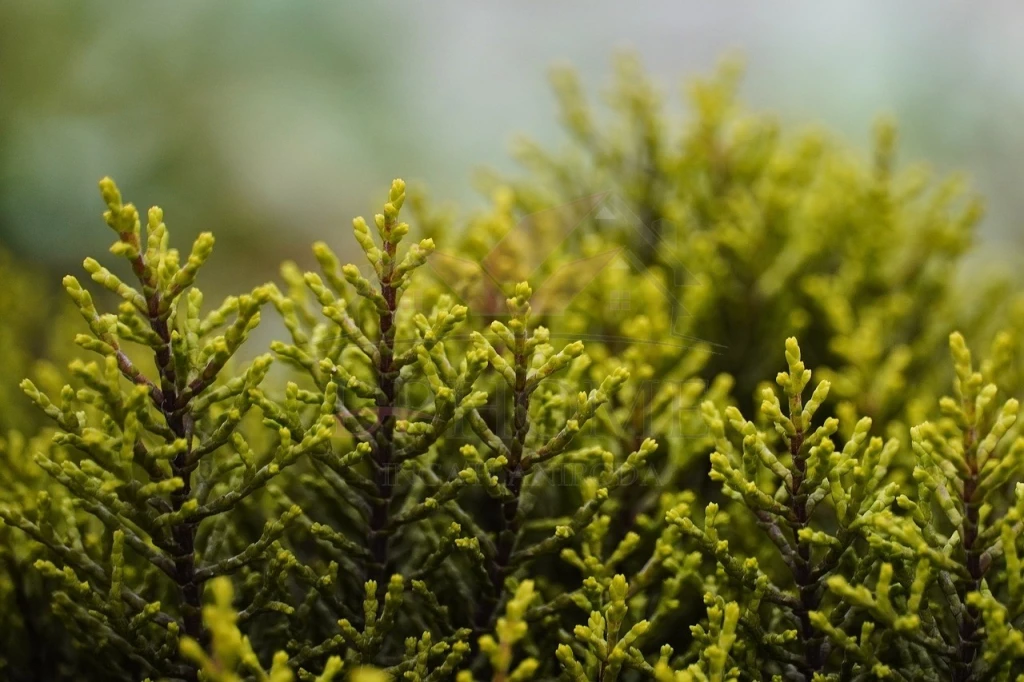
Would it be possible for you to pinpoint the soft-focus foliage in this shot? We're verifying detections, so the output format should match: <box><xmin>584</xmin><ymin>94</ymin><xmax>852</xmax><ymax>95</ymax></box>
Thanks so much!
<box><xmin>470</xmin><ymin>56</ymin><xmax>1006</xmax><ymax>424</ymax></box>
<box><xmin>2</xmin><ymin>57</ymin><xmax>1024</xmax><ymax>681</ymax></box>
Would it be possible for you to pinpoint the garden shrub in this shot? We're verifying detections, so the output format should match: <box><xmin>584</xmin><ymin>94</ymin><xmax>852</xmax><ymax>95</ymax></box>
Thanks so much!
<box><xmin>1</xmin><ymin>56</ymin><xmax>1023</xmax><ymax>681</ymax></box>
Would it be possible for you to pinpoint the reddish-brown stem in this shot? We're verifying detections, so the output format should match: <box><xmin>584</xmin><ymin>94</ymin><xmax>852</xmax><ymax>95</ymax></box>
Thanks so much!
<box><xmin>476</xmin><ymin>329</ymin><xmax>530</xmax><ymax>632</ymax></box>
<box><xmin>954</xmin><ymin>425</ymin><xmax>983</xmax><ymax>682</ymax></box>
<box><xmin>369</xmin><ymin>236</ymin><xmax>399</xmax><ymax>593</ymax></box>
<box><xmin>786</xmin><ymin>424</ymin><xmax>824</xmax><ymax>679</ymax></box>
<box><xmin>127</xmin><ymin>242</ymin><xmax>203</xmax><ymax>678</ymax></box>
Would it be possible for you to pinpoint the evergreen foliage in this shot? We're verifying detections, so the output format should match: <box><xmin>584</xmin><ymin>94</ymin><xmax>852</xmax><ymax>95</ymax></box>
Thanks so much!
<box><xmin>2</xmin><ymin>56</ymin><xmax>1024</xmax><ymax>681</ymax></box>
<box><xmin>470</xmin><ymin>56</ymin><xmax>1002</xmax><ymax>425</ymax></box>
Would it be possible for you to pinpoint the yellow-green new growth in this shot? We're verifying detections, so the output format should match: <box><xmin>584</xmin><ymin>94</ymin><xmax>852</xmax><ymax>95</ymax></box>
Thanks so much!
<box><xmin>682</xmin><ymin>337</ymin><xmax>899</xmax><ymax>678</ymax></box>
<box><xmin>2</xmin><ymin>177</ymin><xmax>339</xmax><ymax>679</ymax></box>
<box><xmin>477</xmin><ymin>580</ymin><xmax>538</xmax><ymax>681</ymax></box>
<box><xmin>654</xmin><ymin>597</ymin><xmax>742</xmax><ymax>682</ymax></box>
<box><xmin>820</xmin><ymin>333</ymin><xmax>1024</xmax><ymax>679</ymax></box>
<box><xmin>557</xmin><ymin>574</ymin><xmax>650</xmax><ymax>682</ymax></box>
<box><xmin>5</xmin><ymin>54</ymin><xmax>1024</xmax><ymax>681</ymax></box>
<box><xmin>180</xmin><ymin>577</ymin><xmax>343</xmax><ymax>682</ymax></box>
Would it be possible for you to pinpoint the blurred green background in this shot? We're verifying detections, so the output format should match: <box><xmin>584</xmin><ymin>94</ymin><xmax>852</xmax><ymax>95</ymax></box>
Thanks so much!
<box><xmin>3</xmin><ymin>1</ymin><xmax>1023</xmax><ymax>299</ymax></box>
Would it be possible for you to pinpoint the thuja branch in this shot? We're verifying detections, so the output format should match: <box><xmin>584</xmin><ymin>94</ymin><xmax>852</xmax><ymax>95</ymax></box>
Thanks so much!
<box><xmin>274</xmin><ymin>178</ymin><xmax>466</xmax><ymax>591</ymax></box>
<box><xmin>679</xmin><ymin>337</ymin><xmax>895</xmax><ymax>679</ymax></box>
<box><xmin>468</xmin><ymin>282</ymin><xmax>635</xmax><ymax>630</ymax></box>
<box><xmin>777</xmin><ymin>339</ymin><xmax>824</xmax><ymax>675</ymax></box>
<box><xmin>270</xmin><ymin>178</ymin><xmax>487</xmax><ymax>669</ymax></box>
<box><xmin>365</xmin><ymin>180</ymin><xmax>407</xmax><ymax>589</ymax></box>
<box><xmin>92</xmin><ymin>178</ymin><xmax>210</xmax><ymax>643</ymax></box>
<box><xmin>4</xmin><ymin>178</ymin><xmax>332</xmax><ymax>680</ymax></box>
<box><xmin>472</xmin><ymin>283</ymin><xmax>543</xmax><ymax>629</ymax></box>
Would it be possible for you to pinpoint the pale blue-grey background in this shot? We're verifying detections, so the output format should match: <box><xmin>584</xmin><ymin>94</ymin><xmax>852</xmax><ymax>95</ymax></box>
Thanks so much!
<box><xmin>2</xmin><ymin>1</ymin><xmax>1021</xmax><ymax>290</ymax></box>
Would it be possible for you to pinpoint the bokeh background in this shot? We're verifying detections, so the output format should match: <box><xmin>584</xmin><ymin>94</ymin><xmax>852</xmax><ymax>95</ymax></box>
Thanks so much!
<box><xmin>3</xmin><ymin>1</ymin><xmax>1023</xmax><ymax>297</ymax></box>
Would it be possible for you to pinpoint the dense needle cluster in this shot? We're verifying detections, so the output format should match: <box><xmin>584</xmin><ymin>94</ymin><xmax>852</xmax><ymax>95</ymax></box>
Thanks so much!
<box><xmin>2</xmin><ymin>56</ymin><xmax>1024</xmax><ymax>681</ymax></box>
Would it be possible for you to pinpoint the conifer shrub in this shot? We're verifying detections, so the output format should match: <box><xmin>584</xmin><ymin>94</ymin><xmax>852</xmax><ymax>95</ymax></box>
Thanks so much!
<box><xmin>1</xmin><ymin>57</ymin><xmax>1024</xmax><ymax>681</ymax></box>
<box><xmin>467</xmin><ymin>56</ymin><xmax>1008</xmax><ymax>424</ymax></box>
